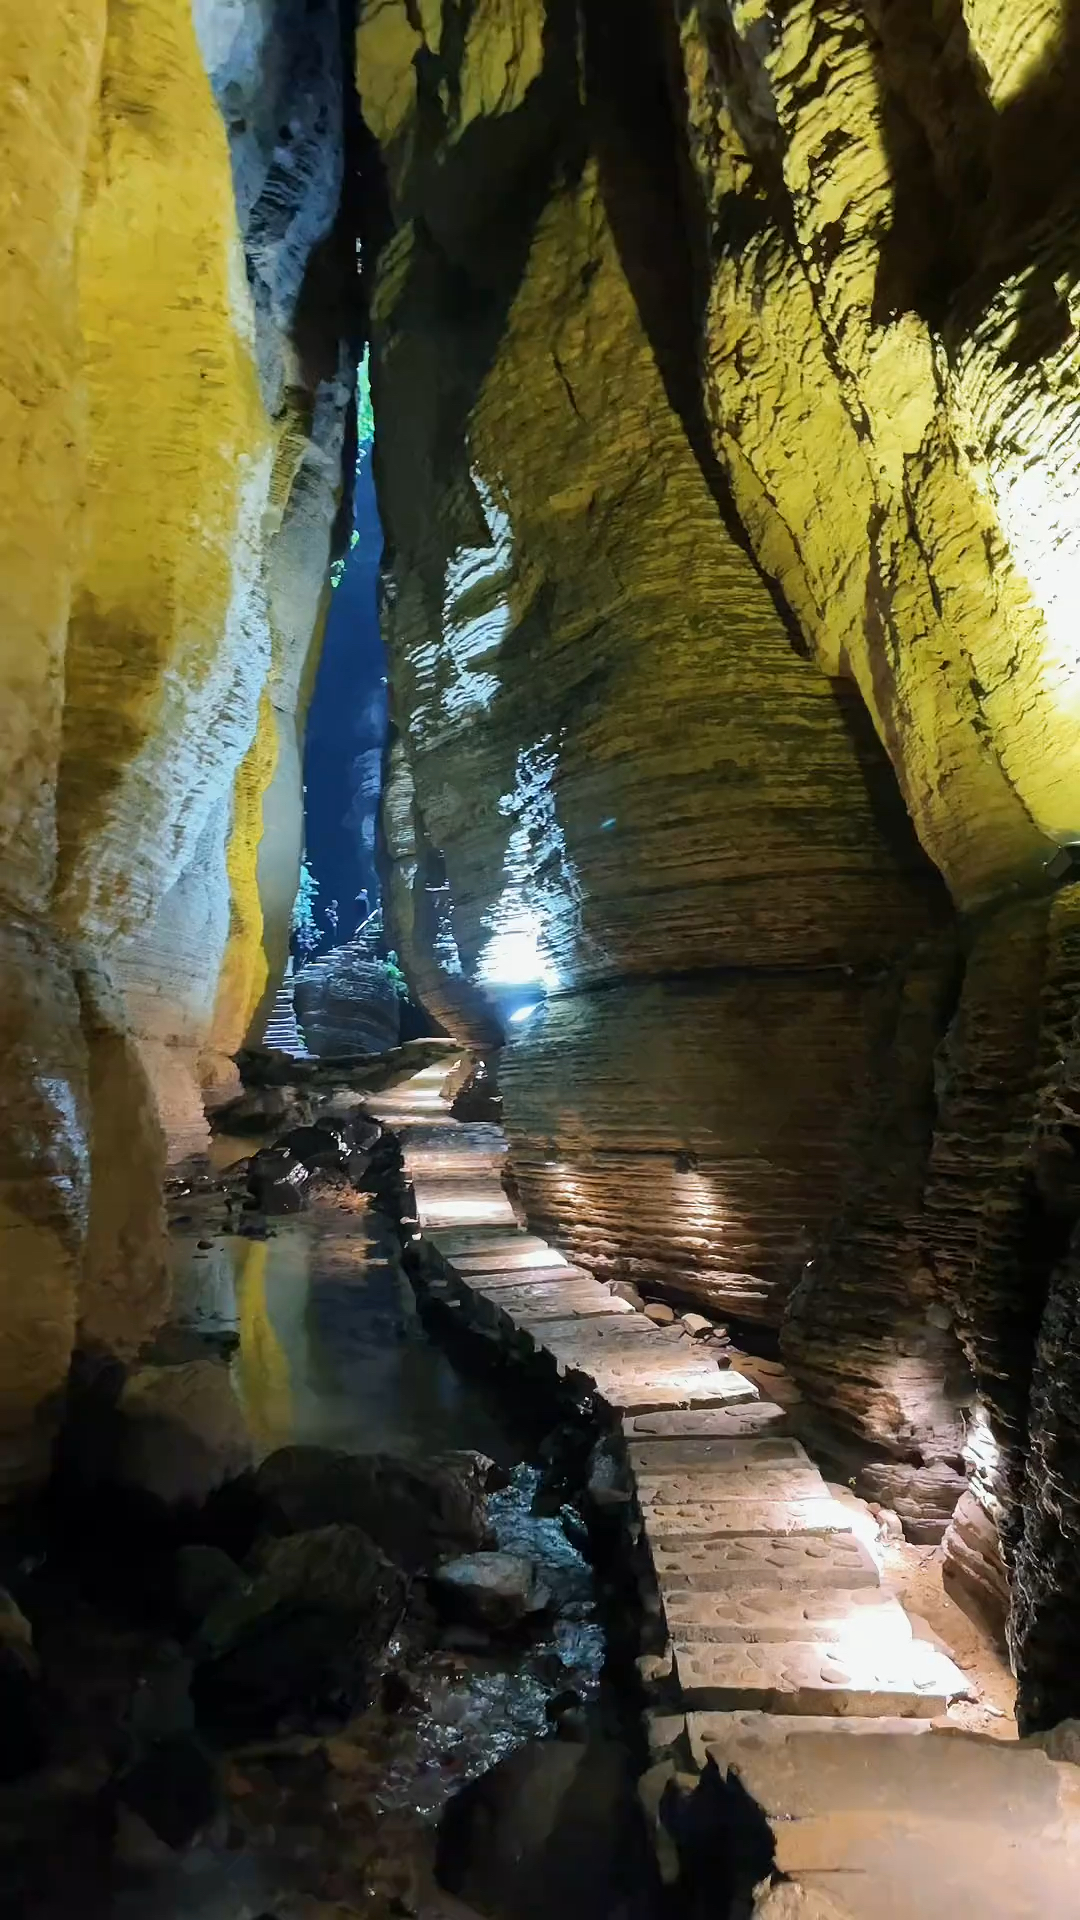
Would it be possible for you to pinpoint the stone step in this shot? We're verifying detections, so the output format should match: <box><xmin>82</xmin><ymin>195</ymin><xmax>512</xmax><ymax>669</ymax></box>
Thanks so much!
<box><xmin>636</xmin><ymin>1467</ymin><xmax>828</xmax><ymax>1505</ymax></box>
<box><xmin>627</xmin><ymin>1436</ymin><xmax>811</xmax><ymax>1474</ymax></box>
<box><xmin>685</xmin><ymin>1711</ymin><xmax>934</xmax><ymax>1767</ymax></box>
<box><xmin>478</xmin><ymin>1280</ymin><xmax>636</xmax><ymax>1321</ymax></box>
<box><xmin>449</xmin><ymin>1247</ymin><xmax>567</xmax><ymax>1274</ymax></box>
<box><xmin>662</xmin><ymin>1586</ymin><xmax>911</xmax><ymax>1646</ymax></box>
<box><xmin>428</xmin><ymin>1229</ymin><xmax>549</xmax><ymax>1256</ymax></box>
<box><xmin>459</xmin><ymin>1263</ymin><xmax>593</xmax><ymax>1291</ymax></box>
<box><xmin>415</xmin><ymin>1184</ymin><xmax>518</xmax><ymax>1230</ymax></box>
<box><xmin>673</xmin><ymin>1638</ymin><xmax>966</xmax><ymax>1716</ymax></box>
<box><xmin>537</xmin><ymin>1315</ymin><xmax>702</xmax><ymax>1352</ymax></box>
<box><xmin>622</xmin><ymin>1404</ymin><xmax>790</xmax><ymax>1440</ymax></box>
<box><xmin>561</xmin><ymin>1354</ymin><xmax>760</xmax><ymax>1414</ymax></box>
<box><xmin>642</xmin><ymin>1496</ymin><xmax>848</xmax><ymax>1540</ymax></box>
<box><xmin>652</xmin><ymin>1533</ymin><xmax>880</xmax><ymax>1592</ymax></box>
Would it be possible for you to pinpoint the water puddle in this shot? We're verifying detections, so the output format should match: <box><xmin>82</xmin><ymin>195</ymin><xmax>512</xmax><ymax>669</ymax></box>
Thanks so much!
<box><xmin>167</xmin><ymin>1176</ymin><xmax>605</xmax><ymax>1824</ymax></box>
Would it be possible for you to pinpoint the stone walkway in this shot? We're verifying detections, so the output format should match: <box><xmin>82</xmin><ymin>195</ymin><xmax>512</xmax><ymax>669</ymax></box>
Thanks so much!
<box><xmin>374</xmin><ymin>1066</ymin><xmax>1080</xmax><ymax>1917</ymax></box>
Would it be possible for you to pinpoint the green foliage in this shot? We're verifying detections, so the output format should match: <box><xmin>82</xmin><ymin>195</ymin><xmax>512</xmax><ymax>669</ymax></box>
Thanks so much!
<box><xmin>291</xmin><ymin>859</ymin><xmax>321</xmax><ymax>955</ymax></box>
<box><xmin>384</xmin><ymin>950</ymin><xmax>410</xmax><ymax>1000</ymax></box>
<box><xmin>357</xmin><ymin>344</ymin><xmax>374</xmax><ymax>455</ymax></box>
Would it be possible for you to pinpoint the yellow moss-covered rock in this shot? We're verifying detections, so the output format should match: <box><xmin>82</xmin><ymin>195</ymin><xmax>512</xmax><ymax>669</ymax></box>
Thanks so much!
<box><xmin>673</xmin><ymin>0</ymin><xmax>1080</xmax><ymax>904</ymax></box>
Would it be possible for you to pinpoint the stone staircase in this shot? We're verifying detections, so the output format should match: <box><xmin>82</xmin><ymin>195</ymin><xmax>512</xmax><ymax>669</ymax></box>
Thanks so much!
<box><xmin>373</xmin><ymin>1068</ymin><xmax>964</xmax><ymax>1714</ymax></box>
<box><xmin>373</xmin><ymin>1062</ymin><xmax>1080</xmax><ymax>1916</ymax></box>
<box><xmin>260</xmin><ymin>959</ymin><xmax>310</xmax><ymax>1057</ymax></box>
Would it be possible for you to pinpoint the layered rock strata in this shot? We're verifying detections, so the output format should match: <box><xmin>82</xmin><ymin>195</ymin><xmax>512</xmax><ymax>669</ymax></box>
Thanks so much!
<box><xmin>0</xmin><ymin>1</ymin><xmax>353</xmax><ymax>1489</ymax></box>
<box><xmin>359</xmin><ymin>0</ymin><xmax>1080</xmax><ymax>1719</ymax></box>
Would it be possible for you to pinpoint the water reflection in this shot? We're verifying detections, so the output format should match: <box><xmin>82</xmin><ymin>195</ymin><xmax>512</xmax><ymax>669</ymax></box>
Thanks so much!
<box><xmin>170</xmin><ymin>1193</ymin><xmax>516</xmax><ymax>1465</ymax></box>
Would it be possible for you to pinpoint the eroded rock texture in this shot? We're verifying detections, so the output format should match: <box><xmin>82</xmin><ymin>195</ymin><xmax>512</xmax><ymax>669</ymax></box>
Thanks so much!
<box><xmin>359</xmin><ymin>1</ymin><xmax>1080</xmax><ymax>1718</ymax></box>
<box><xmin>0</xmin><ymin>1</ymin><xmax>353</xmax><ymax>1488</ymax></box>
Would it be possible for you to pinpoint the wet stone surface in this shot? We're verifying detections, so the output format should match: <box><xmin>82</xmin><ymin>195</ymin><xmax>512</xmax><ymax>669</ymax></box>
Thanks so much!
<box><xmin>0</xmin><ymin>1158</ymin><xmax>609</xmax><ymax>1920</ymax></box>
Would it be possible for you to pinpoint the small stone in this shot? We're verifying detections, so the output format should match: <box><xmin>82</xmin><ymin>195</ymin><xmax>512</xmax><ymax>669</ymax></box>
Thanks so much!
<box><xmin>680</xmin><ymin>1314</ymin><xmax>714</xmax><ymax>1338</ymax></box>
<box><xmin>610</xmin><ymin>1282</ymin><xmax>645</xmax><ymax>1311</ymax></box>
<box><xmin>644</xmin><ymin>1302</ymin><xmax>676</xmax><ymax>1325</ymax></box>
<box><xmin>432</xmin><ymin>1551</ymin><xmax>550</xmax><ymax>1632</ymax></box>
<box><xmin>197</xmin><ymin>1238</ymin><xmax>214</xmax><ymax>1250</ymax></box>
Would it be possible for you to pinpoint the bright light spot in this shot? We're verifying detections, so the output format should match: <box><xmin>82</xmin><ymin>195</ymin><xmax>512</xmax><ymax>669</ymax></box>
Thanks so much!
<box><xmin>476</xmin><ymin>736</ymin><xmax>590</xmax><ymax>995</ymax></box>
<box><xmin>509</xmin><ymin>1002</ymin><xmax>540</xmax><ymax>1025</ymax></box>
<box><xmin>477</xmin><ymin>917</ymin><xmax>557</xmax><ymax>989</ymax></box>
<box><xmin>601</xmin><ymin>817</ymin><xmax>616</xmax><ymax>830</ymax></box>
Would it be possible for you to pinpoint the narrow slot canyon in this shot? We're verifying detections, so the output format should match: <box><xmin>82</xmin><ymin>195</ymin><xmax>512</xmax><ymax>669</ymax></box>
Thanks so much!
<box><xmin>4</xmin><ymin>2</ymin><xmax>1080</xmax><ymax>1915</ymax></box>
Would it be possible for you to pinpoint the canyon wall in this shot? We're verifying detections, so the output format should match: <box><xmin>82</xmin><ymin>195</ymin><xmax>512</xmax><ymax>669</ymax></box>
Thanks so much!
<box><xmin>360</xmin><ymin>0</ymin><xmax>1080</xmax><ymax>1725</ymax></box>
<box><xmin>0</xmin><ymin>0</ymin><xmax>352</xmax><ymax>1490</ymax></box>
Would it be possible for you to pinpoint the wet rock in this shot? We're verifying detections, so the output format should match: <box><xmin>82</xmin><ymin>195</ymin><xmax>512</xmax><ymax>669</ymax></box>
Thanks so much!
<box><xmin>586</xmin><ymin>1438</ymin><xmax>633</xmax><ymax>1513</ymax></box>
<box><xmin>192</xmin><ymin>1524</ymin><xmax>407</xmax><ymax>1742</ymax></box>
<box><xmin>113</xmin><ymin>1359</ymin><xmax>253</xmax><ymax>1507</ymax></box>
<box><xmin>115</xmin><ymin>1733</ymin><xmax>218</xmax><ymax>1849</ymax></box>
<box><xmin>432</xmin><ymin>1553</ymin><xmax>551</xmax><ymax>1633</ymax></box>
<box><xmin>173</xmin><ymin>1544</ymin><xmax>246</xmax><ymax>1631</ymax></box>
<box><xmin>245</xmin><ymin>1145</ymin><xmax>313</xmax><ymax>1214</ymax></box>
<box><xmin>275</xmin><ymin>1121</ymin><xmax>352</xmax><ymax>1172</ymax></box>
<box><xmin>212</xmin><ymin>1085</ymin><xmax>311</xmax><ymax>1136</ymax></box>
<box><xmin>643</xmin><ymin>1302</ymin><xmax>676</xmax><ymax>1326</ymax></box>
<box><xmin>436</xmin><ymin>1738</ymin><xmax>649</xmax><ymax>1920</ymax></box>
<box><xmin>254</xmin><ymin>1446</ymin><xmax>492</xmax><ymax>1570</ymax></box>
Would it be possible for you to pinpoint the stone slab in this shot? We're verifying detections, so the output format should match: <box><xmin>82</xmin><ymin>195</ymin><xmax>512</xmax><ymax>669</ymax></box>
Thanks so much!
<box><xmin>673</xmin><ymin>1638</ymin><xmax>966</xmax><ymax>1716</ymax></box>
<box><xmin>686</xmin><ymin>1711</ymin><xmax>933</xmax><ymax>1767</ymax></box>
<box><xmin>450</xmin><ymin>1247</ymin><xmax>569</xmax><ymax>1274</ymax></box>
<box><xmin>481</xmin><ymin>1281</ymin><xmax>636</xmax><ymax>1321</ymax></box>
<box><xmin>428</xmin><ymin>1229</ymin><xmax>548</xmax><ymax>1255</ymax></box>
<box><xmin>636</xmin><ymin>1467</ymin><xmax>828</xmax><ymax>1505</ymax></box>
<box><xmin>663</xmin><ymin>1587</ymin><xmax>911</xmax><ymax>1646</ymax></box>
<box><xmin>572</xmin><ymin>1357</ymin><xmax>760</xmax><ymax>1414</ymax></box>
<box><xmin>416</xmin><ymin>1186</ymin><xmax>519</xmax><ymax>1230</ymax></box>
<box><xmin>537</xmin><ymin>1315</ymin><xmax>699</xmax><ymax>1353</ymax></box>
<box><xmin>642</xmin><ymin>1497</ymin><xmax>850</xmax><ymax>1540</ymax></box>
<box><xmin>628</xmin><ymin>1437</ymin><xmax>811</xmax><ymax>1474</ymax></box>
<box><xmin>622</xmin><ymin>1405</ymin><xmax>787</xmax><ymax>1440</ymax></box>
<box><xmin>457</xmin><ymin>1264</ymin><xmax>593</xmax><ymax>1292</ymax></box>
<box><xmin>652</xmin><ymin>1534</ymin><xmax>880</xmax><ymax>1592</ymax></box>
<box><xmin>689</xmin><ymin>1723</ymin><xmax>1058</xmax><ymax>1822</ymax></box>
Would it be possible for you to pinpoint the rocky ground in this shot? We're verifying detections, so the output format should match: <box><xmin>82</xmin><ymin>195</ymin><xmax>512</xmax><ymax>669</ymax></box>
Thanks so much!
<box><xmin>0</xmin><ymin>1084</ymin><xmax>642</xmax><ymax>1920</ymax></box>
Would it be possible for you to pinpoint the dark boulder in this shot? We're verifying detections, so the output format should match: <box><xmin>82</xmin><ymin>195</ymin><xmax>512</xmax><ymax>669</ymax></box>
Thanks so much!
<box><xmin>275</xmin><ymin>1122</ymin><xmax>352</xmax><ymax>1171</ymax></box>
<box><xmin>253</xmin><ymin>1446</ymin><xmax>493</xmax><ymax>1570</ymax></box>
<box><xmin>436</xmin><ymin>1738</ymin><xmax>650</xmax><ymax>1920</ymax></box>
<box><xmin>245</xmin><ymin>1146</ymin><xmax>312</xmax><ymax>1214</ymax></box>
<box><xmin>191</xmin><ymin>1524</ymin><xmax>406</xmax><ymax>1742</ymax></box>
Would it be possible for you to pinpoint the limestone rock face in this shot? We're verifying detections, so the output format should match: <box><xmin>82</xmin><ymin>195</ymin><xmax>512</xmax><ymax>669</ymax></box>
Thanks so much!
<box><xmin>0</xmin><ymin>1</ymin><xmax>352</xmax><ymax>1487</ymax></box>
<box><xmin>361</xmin><ymin>0</ymin><xmax>948</xmax><ymax>1340</ymax></box>
<box><xmin>293</xmin><ymin>943</ymin><xmax>401</xmax><ymax>1057</ymax></box>
<box><xmin>359</xmin><ymin>0</ymin><xmax>1080</xmax><ymax>1716</ymax></box>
